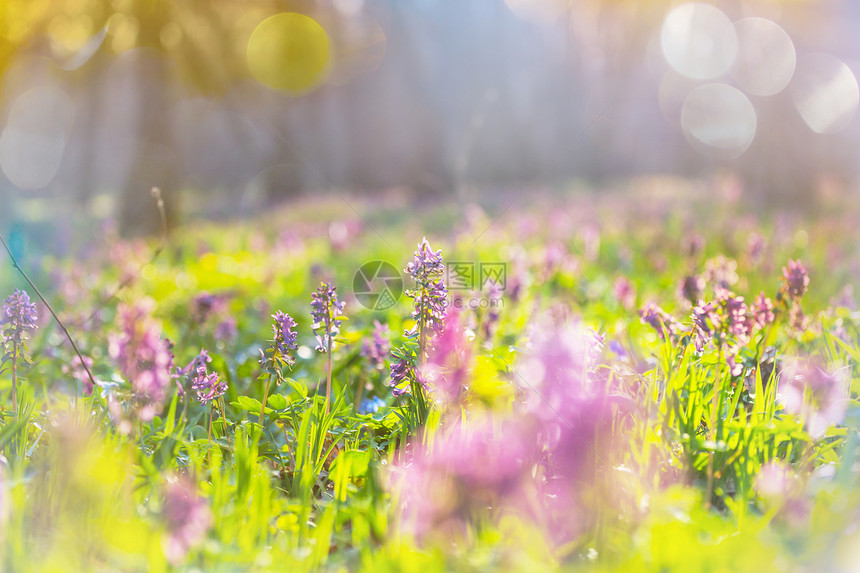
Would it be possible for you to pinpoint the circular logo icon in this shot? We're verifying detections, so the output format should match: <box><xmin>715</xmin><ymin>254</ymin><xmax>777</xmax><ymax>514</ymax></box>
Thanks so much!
<box><xmin>353</xmin><ymin>261</ymin><xmax>404</xmax><ymax>311</ymax></box>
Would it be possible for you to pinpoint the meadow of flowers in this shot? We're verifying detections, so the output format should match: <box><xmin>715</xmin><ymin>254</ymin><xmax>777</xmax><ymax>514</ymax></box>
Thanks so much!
<box><xmin>1</xmin><ymin>183</ymin><xmax>860</xmax><ymax>572</ymax></box>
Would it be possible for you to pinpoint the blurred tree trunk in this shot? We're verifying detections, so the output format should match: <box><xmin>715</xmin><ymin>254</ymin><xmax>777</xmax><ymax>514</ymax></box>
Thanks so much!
<box><xmin>117</xmin><ymin>6</ymin><xmax>178</xmax><ymax>237</ymax></box>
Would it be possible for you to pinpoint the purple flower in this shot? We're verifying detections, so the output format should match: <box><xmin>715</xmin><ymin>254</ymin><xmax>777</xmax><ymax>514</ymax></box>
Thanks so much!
<box><xmin>362</xmin><ymin>320</ymin><xmax>390</xmax><ymax>370</ymax></box>
<box><xmin>782</xmin><ymin>259</ymin><xmax>810</xmax><ymax>300</ymax></box>
<box><xmin>108</xmin><ymin>300</ymin><xmax>173</xmax><ymax>422</ymax></box>
<box><xmin>516</xmin><ymin>315</ymin><xmax>612</xmax><ymax>542</ymax></box>
<box><xmin>726</xmin><ymin>350</ymin><xmax>744</xmax><ymax>378</ymax></box>
<box><xmin>1</xmin><ymin>289</ymin><xmax>38</xmax><ymax>347</ymax></box>
<box><xmin>260</xmin><ymin>311</ymin><xmax>298</xmax><ymax>370</ymax></box>
<box><xmin>519</xmin><ymin>316</ymin><xmax>607</xmax><ymax>433</ymax></box>
<box><xmin>410</xmin><ymin>278</ymin><xmax>448</xmax><ymax>332</ymax></box>
<box><xmin>679</xmin><ymin>274</ymin><xmax>705</xmax><ymax>305</ymax></box>
<box><xmin>389</xmin><ymin>414</ymin><xmax>535</xmax><ymax>541</ymax></box>
<box><xmin>717</xmin><ymin>287</ymin><xmax>750</xmax><ymax>340</ymax></box>
<box><xmin>691</xmin><ymin>299</ymin><xmax>719</xmax><ymax>339</ymax></box>
<box><xmin>746</xmin><ymin>233</ymin><xmax>767</xmax><ymax>263</ymax></box>
<box><xmin>779</xmin><ymin>358</ymin><xmax>848</xmax><ymax>439</ymax></box>
<box><xmin>272</xmin><ymin>311</ymin><xmax>298</xmax><ymax>356</ymax></box>
<box><xmin>162</xmin><ymin>478</ymin><xmax>212</xmax><ymax>565</ymax></box>
<box><xmin>177</xmin><ymin>349</ymin><xmax>225</xmax><ymax>405</ymax></box>
<box><xmin>176</xmin><ymin>348</ymin><xmax>209</xmax><ymax>377</ymax></box>
<box><xmin>405</xmin><ymin>238</ymin><xmax>445</xmax><ymax>280</ymax></box>
<box><xmin>390</xmin><ymin>313</ymin><xmax>613</xmax><ymax>547</ymax></box>
<box><xmin>390</xmin><ymin>358</ymin><xmax>415</xmax><ymax>396</ymax></box>
<box><xmin>691</xmin><ymin>288</ymin><xmax>752</xmax><ymax>354</ymax></box>
<box><xmin>608</xmin><ymin>340</ymin><xmax>627</xmax><ymax>359</ymax></box>
<box><xmin>310</xmin><ymin>282</ymin><xmax>346</xmax><ymax>352</ymax></box>
<box><xmin>405</xmin><ymin>238</ymin><xmax>448</xmax><ymax>333</ymax></box>
<box><xmin>639</xmin><ymin>303</ymin><xmax>680</xmax><ymax>338</ymax></box>
<box><xmin>788</xmin><ymin>305</ymin><xmax>809</xmax><ymax>333</ymax></box>
<box><xmin>704</xmin><ymin>255</ymin><xmax>738</xmax><ymax>289</ymax></box>
<box><xmin>420</xmin><ymin>310</ymin><xmax>472</xmax><ymax>405</ymax></box>
<box><xmin>214</xmin><ymin>316</ymin><xmax>237</xmax><ymax>342</ymax></box>
<box><xmin>481</xmin><ymin>283</ymin><xmax>504</xmax><ymax>339</ymax></box>
<box><xmin>752</xmin><ymin>292</ymin><xmax>775</xmax><ymax>329</ymax></box>
<box><xmin>191</xmin><ymin>366</ymin><xmax>226</xmax><ymax>405</ymax></box>
<box><xmin>191</xmin><ymin>292</ymin><xmax>226</xmax><ymax>323</ymax></box>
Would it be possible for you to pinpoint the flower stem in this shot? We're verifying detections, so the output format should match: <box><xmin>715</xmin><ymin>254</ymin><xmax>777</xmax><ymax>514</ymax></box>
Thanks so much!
<box><xmin>324</xmin><ymin>338</ymin><xmax>332</xmax><ymax>415</ymax></box>
<box><xmin>705</xmin><ymin>346</ymin><xmax>724</xmax><ymax>509</ymax></box>
<box><xmin>207</xmin><ymin>405</ymin><xmax>213</xmax><ymax>466</ymax></box>
<box><xmin>260</xmin><ymin>374</ymin><xmax>273</xmax><ymax>424</ymax></box>
<box><xmin>11</xmin><ymin>341</ymin><xmax>17</xmax><ymax>420</ymax></box>
<box><xmin>0</xmin><ymin>233</ymin><xmax>98</xmax><ymax>394</ymax></box>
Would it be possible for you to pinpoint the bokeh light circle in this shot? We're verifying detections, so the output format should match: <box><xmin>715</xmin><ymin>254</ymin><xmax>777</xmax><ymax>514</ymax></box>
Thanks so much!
<box><xmin>246</xmin><ymin>13</ymin><xmax>329</xmax><ymax>94</ymax></box>
<box><xmin>791</xmin><ymin>53</ymin><xmax>859</xmax><ymax>134</ymax></box>
<box><xmin>661</xmin><ymin>3</ymin><xmax>737</xmax><ymax>81</ymax></box>
<box><xmin>0</xmin><ymin>85</ymin><xmax>75</xmax><ymax>190</ymax></box>
<box><xmin>658</xmin><ymin>70</ymin><xmax>699</xmax><ymax>127</ymax></box>
<box><xmin>681</xmin><ymin>83</ymin><xmax>757</xmax><ymax>159</ymax></box>
<box><xmin>731</xmin><ymin>18</ymin><xmax>795</xmax><ymax>96</ymax></box>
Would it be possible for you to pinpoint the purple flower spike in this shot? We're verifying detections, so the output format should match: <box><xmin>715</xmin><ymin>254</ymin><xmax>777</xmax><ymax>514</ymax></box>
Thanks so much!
<box><xmin>191</xmin><ymin>366</ymin><xmax>226</xmax><ymax>405</ymax></box>
<box><xmin>390</xmin><ymin>357</ymin><xmax>416</xmax><ymax>395</ymax></box>
<box><xmin>782</xmin><ymin>259</ymin><xmax>810</xmax><ymax>300</ymax></box>
<box><xmin>406</xmin><ymin>238</ymin><xmax>445</xmax><ymax>280</ymax></box>
<box><xmin>311</xmin><ymin>282</ymin><xmax>346</xmax><ymax>352</ymax></box>
<box><xmin>362</xmin><ymin>320</ymin><xmax>390</xmax><ymax>370</ymax></box>
<box><xmin>752</xmin><ymin>292</ymin><xmax>775</xmax><ymax>329</ymax></box>
<box><xmin>405</xmin><ymin>238</ymin><xmax>448</xmax><ymax>333</ymax></box>
<box><xmin>176</xmin><ymin>349</ymin><xmax>225</xmax><ymax>405</ymax></box>
<box><xmin>716</xmin><ymin>287</ymin><xmax>750</xmax><ymax>340</ymax></box>
<box><xmin>1</xmin><ymin>289</ymin><xmax>38</xmax><ymax>347</ymax></box>
<box><xmin>639</xmin><ymin>303</ymin><xmax>680</xmax><ymax>339</ymax></box>
<box><xmin>263</xmin><ymin>311</ymin><xmax>298</xmax><ymax>368</ymax></box>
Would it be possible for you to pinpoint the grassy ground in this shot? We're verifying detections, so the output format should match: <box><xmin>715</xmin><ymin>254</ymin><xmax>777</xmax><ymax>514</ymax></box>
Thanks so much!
<box><xmin>1</xmin><ymin>179</ymin><xmax>859</xmax><ymax>571</ymax></box>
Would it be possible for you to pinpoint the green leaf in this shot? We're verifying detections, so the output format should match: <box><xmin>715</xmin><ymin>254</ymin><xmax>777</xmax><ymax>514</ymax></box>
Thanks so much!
<box><xmin>231</xmin><ymin>395</ymin><xmax>263</xmax><ymax>412</ymax></box>
<box><xmin>267</xmin><ymin>393</ymin><xmax>287</xmax><ymax>410</ymax></box>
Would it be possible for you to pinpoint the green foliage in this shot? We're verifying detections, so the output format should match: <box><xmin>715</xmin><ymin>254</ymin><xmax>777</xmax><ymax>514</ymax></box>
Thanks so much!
<box><xmin>2</xmin><ymin>192</ymin><xmax>860</xmax><ymax>571</ymax></box>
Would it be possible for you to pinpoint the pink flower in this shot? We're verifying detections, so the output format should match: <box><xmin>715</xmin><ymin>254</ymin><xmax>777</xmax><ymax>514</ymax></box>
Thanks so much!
<box><xmin>779</xmin><ymin>358</ymin><xmax>848</xmax><ymax>439</ymax></box>
<box><xmin>108</xmin><ymin>299</ymin><xmax>172</xmax><ymax>422</ymax></box>
<box><xmin>420</xmin><ymin>310</ymin><xmax>472</xmax><ymax>405</ymax></box>
<box><xmin>162</xmin><ymin>478</ymin><xmax>212</xmax><ymax>565</ymax></box>
<box><xmin>389</xmin><ymin>415</ymin><xmax>535</xmax><ymax>541</ymax></box>
<box><xmin>613</xmin><ymin>277</ymin><xmax>636</xmax><ymax>309</ymax></box>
